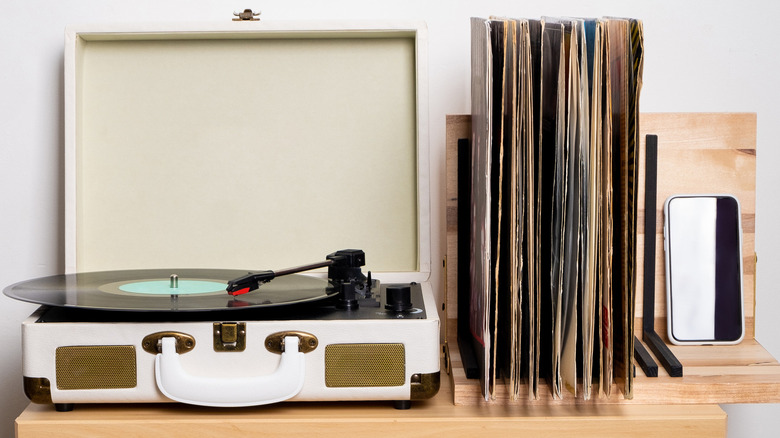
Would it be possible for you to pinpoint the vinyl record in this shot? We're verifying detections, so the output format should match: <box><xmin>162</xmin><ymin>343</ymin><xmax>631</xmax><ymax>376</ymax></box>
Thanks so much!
<box><xmin>3</xmin><ymin>269</ymin><xmax>335</xmax><ymax>311</ymax></box>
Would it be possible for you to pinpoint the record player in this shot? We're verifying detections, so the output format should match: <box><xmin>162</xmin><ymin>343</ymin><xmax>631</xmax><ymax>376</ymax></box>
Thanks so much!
<box><xmin>4</xmin><ymin>19</ymin><xmax>439</xmax><ymax>411</ymax></box>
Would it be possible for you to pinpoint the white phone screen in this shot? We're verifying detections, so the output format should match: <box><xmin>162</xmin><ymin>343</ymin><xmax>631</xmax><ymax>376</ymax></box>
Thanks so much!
<box><xmin>665</xmin><ymin>195</ymin><xmax>743</xmax><ymax>344</ymax></box>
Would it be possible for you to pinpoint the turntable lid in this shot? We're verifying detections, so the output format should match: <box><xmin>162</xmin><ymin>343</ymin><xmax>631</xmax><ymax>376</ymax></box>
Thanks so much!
<box><xmin>64</xmin><ymin>21</ymin><xmax>430</xmax><ymax>280</ymax></box>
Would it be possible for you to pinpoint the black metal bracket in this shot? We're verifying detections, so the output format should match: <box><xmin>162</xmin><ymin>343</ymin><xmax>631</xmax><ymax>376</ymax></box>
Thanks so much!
<box><xmin>638</xmin><ymin>134</ymin><xmax>682</xmax><ymax>378</ymax></box>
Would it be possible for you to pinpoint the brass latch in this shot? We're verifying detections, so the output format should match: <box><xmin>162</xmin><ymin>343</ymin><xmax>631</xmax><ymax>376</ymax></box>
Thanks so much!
<box><xmin>213</xmin><ymin>322</ymin><xmax>246</xmax><ymax>352</ymax></box>
<box><xmin>233</xmin><ymin>9</ymin><xmax>261</xmax><ymax>21</ymax></box>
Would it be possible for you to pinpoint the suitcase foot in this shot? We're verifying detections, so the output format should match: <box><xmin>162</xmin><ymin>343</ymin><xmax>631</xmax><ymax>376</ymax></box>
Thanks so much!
<box><xmin>393</xmin><ymin>400</ymin><xmax>411</xmax><ymax>410</ymax></box>
<box><xmin>55</xmin><ymin>403</ymin><xmax>75</xmax><ymax>412</ymax></box>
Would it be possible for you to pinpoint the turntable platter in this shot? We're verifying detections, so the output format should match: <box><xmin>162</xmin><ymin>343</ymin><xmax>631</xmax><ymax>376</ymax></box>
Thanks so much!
<box><xmin>3</xmin><ymin>269</ymin><xmax>335</xmax><ymax>311</ymax></box>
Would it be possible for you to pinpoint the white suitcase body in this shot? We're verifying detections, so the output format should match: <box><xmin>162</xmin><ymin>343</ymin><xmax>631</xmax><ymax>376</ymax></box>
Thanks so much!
<box><xmin>22</xmin><ymin>280</ymin><xmax>440</xmax><ymax>408</ymax></box>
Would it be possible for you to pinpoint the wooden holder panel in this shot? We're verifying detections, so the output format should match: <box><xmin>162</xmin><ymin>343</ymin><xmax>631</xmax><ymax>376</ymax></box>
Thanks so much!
<box><xmin>444</xmin><ymin>113</ymin><xmax>780</xmax><ymax>405</ymax></box>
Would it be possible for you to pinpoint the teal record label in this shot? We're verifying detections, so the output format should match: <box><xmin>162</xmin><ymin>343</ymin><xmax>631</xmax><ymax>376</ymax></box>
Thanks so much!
<box><xmin>117</xmin><ymin>279</ymin><xmax>227</xmax><ymax>295</ymax></box>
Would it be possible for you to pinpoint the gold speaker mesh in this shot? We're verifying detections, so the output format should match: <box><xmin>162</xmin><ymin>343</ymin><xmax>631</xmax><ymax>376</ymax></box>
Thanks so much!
<box><xmin>56</xmin><ymin>345</ymin><xmax>137</xmax><ymax>390</ymax></box>
<box><xmin>325</xmin><ymin>343</ymin><xmax>405</xmax><ymax>388</ymax></box>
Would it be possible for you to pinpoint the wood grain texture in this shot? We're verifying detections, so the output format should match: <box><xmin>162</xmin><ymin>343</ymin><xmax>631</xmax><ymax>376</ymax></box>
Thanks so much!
<box><xmin>15</xmin><ymin>371</ymin><xmax>726</xmax><ymax>438</ymax></box>
<box><xmin>636</xmin><ymin>113</ymin><xmax>757</xmax><ymax>338</ymax></box>
<box><xmin>447</xmin><ymin>332</ymin><xmax>780</xmax><ymax>406</ymax></box>
<box><xmin>444</xmin><ymin>115</ymin><xmax>471</xmax><ymax>329</ymax></box>
<box><xmin>444</xmin><ymin>113</ymin><xmax>779</xmax><ymax>406</ymax></box>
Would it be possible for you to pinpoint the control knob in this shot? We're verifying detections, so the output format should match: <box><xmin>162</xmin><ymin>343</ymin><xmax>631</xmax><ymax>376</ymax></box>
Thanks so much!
<box><xmin>385</xmin><ymin>285</ymin><xmax>413</xmax><ymax>312</ymax></box>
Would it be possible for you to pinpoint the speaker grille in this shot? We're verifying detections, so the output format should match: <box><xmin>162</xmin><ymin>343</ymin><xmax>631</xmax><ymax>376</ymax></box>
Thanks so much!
<box><xmin>56</xmin><ymin>345</ymin><xmax>137</xmax><ymax>390</ymax></box>
<box><xmin>325</xmin><ymin>343</ymin><xmax>405</xmax><ymax>387</ymax></box>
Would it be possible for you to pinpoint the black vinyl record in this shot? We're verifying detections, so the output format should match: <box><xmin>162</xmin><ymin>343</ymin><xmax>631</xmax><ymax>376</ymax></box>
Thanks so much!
<box><xmin>3</xmin><ymin>269</ymin><xmax>335</xmax><ymax>312</ymax></box>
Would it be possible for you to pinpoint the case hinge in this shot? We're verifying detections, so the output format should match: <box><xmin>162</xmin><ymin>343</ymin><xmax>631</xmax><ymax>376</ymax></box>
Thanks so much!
<box><xmin>233</xmin><ymin>9</ymin><xmax>261</xmax><ymax>21</ymax></box>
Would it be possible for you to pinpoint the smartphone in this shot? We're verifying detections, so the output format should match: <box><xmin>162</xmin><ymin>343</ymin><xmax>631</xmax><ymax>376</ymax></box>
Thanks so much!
<box><xmin>663</xmin><ymin>194</ymin><xmax>744</xmax><ymax>345</ymax></box>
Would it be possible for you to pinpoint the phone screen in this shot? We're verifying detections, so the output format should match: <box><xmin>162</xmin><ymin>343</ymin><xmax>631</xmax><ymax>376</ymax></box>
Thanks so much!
<box><xmin>664</xmin><ymin>195</ymin><xmax>744</xmax><ymax>344</ymax></box>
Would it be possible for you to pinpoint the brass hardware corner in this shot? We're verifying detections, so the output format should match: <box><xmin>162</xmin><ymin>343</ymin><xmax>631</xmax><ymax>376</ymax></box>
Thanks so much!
<box><xmin>23</xmin><ymin>377</ymin><xmax>52</xmax><ymax>404</ymax></box>
<box><xmin>410</xmin><ymin>371</ymin><xmax>440</xmax><ymax>400</ymax></box>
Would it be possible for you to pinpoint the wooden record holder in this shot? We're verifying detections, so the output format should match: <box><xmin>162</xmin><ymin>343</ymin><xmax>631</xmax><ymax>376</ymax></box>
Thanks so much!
<box><xmin>444</xmin><ymin>112</ymin><xmax>780</xmax><ymax>405</ymax></box>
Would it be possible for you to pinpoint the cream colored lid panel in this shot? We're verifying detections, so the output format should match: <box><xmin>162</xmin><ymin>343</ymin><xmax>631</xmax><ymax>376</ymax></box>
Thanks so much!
<box><xmin>71</xmin><ymin>34</ymin><xmax>419</xmax><ymax>273</ymax></box>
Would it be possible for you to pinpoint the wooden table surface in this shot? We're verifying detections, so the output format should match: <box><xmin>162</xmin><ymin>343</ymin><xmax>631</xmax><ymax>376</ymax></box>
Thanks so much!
<box><xmin>16</xmin><ymin>370</ymin><xmax>727</xmax><ymax>438</ymax></box>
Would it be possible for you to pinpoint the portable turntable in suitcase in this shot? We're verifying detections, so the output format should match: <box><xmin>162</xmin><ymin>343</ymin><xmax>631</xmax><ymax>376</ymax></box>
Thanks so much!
<box><xmin>5</xmin><ymin>19</ymin><xmax>439</xmax><ymax>411</ymax></box>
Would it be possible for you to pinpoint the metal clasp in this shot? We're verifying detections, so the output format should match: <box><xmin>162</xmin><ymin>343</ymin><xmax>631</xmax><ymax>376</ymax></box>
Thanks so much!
<box><xmin>233</xmin><ymin>9</ymin><xmax>261</xmax><ymax>21</ymax></box>
<box><xmin>213</xmin><ymin>322</ymin><xmax>247</xmax><ymax>352</ymax></box>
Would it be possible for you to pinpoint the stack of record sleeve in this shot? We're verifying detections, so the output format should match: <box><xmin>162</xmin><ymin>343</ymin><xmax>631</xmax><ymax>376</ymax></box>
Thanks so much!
<box><xmin>466</xmin><ymin>16</ymin><xmax>643</xmax><ymax>402</ymax></box>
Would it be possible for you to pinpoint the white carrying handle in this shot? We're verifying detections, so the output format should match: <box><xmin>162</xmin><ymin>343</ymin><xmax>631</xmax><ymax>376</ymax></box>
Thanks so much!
<box><xmin>154</xmin><ymin>336</ymin><xmax>305</xmax><ymax>407</ymax></box>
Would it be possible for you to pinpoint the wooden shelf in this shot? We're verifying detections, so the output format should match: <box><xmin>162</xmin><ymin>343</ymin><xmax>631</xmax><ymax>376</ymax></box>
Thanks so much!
<box><xmin>444</xmin><ymin>113</ymin><xmax>780</xmax><ymax>406</ymax></box>
<box><xmin>446</xmin><ymin>333</ymin><xmax>780</xmax><ymax>405</ymax></box>
<box><xmin>15</xmin><ymin>367</ymin><xmax>727</xmax><ymax>438</ymax></box>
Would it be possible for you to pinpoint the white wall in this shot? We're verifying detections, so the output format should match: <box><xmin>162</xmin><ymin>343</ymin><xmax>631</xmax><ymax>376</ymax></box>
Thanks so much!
<box><xmin>1</xmin><ymin>1</ymin><xmax>778</xmax><ymax>436</ymax></box>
